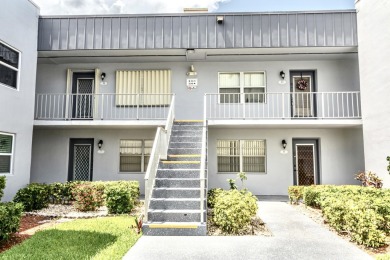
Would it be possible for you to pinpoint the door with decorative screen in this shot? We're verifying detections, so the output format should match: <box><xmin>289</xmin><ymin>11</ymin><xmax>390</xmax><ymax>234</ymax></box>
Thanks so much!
<box><xmin>68</xmin><ymin>139</ymin><xmax>94</xmax><ymax>181</ymax></box>
<box><xmin>292</xmin><ymin>139</ymin><xmax>319</xmax><ymax>186</ymax></box>
<box><xmin>72</xmin><ymin>72</ymin><xmax>95</xmax><ymax>119</ymax></box>
<box><xmin>290</xmin><ymin>71</ymin><xmax>316</xmax><ymax>118</ymax></box>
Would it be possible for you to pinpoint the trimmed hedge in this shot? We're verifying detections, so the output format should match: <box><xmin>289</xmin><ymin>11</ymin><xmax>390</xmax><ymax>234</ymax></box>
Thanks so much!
<box><xmin>105</xmin><ymin>185</ymin><xmax>134</xmax><ymax>214</ymax></box>
<box><xmin>13</xmin><ymin>183</ymin><xmax>50</xmax><ymax>211</ymax></box>
<box><xmin>0</xmin><ymin>202</ymin><xmax>24</xmax><ymax>241</ymax></box>
<box><xmin>300</xmin><ymin>185</ymin><xmax>390</xmax><ymax>248</ymax></box>
<box><xmin>207</xmin><ymin>188</ymin><xmax>224</xmax><ymax>208</ymax></box>
<box><xmin>287</xmin><ymin>186</ymin><xmax>304</xmax><ymax>204</ymax></box>
<box><xmin>0</xmin><ymin>177</ymin><xmax>23</xmax><ymax>242</ymax></box>
<box><xmin>213</xmin><ymin>190</ymin><xmax>258</xmax><ymax>233</ymax></box>
<box><xmin>72</xmin><ymin>183</ymin><xmax>104</xmax><ymax>212</ymax></box>
<box><xmin>0</xmin><ymin>176</ymin><xmax>5</xmax><ymax>200</ymax></box>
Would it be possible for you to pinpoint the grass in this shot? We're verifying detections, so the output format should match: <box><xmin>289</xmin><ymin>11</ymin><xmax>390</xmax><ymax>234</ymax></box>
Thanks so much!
<box><xmin>0</xmin><ymin>216</ymin><xmax>141</xmax><ymax>260</ymax></box>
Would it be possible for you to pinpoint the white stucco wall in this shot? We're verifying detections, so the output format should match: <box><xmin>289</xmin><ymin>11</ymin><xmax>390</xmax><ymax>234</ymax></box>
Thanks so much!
<box><xmin>31</xmin><ymin>128</ymin><xmax>157</xmax><ymax>194</ymax></box>
<box><xmin>356</xmin><ymin>0</ymin><xmax>390</xmax><ymax>187</ymax></box>
<box><xmin>36</xmin><ymin>58</ymin><xmax>360</xmax><ymax>120</ymax></box>
<box><xmin>31</xmin><ymin>126</ymin><xmax>364</xmax><ymax>195</ymax></box>
<box><xmin>0</xmin><ymin>0</ymin><xmax>39</xmax><ymax>201</ymax></box>
<box><xmin>208</xmin><ymin>127</ymin><xmax>364</xmax><ymax>195</ymax></box>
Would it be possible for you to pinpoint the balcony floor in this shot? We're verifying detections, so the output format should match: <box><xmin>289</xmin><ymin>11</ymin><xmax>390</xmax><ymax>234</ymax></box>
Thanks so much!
<box><xmin>207</xmin><ymin>119</ymin><xmax>363</xmax><ymax>129</ymax></box>
<box><xmin>33</xmin><ymin>119</ymin><xmax>167</xmax><ymax>129</ymax></box>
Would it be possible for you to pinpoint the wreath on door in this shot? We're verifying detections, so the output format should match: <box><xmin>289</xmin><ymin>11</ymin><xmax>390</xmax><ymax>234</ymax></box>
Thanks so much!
<box><xmin>296</xmin><ymin>79</ymin><xmax>308</xmax><ymax>91</ymax></box>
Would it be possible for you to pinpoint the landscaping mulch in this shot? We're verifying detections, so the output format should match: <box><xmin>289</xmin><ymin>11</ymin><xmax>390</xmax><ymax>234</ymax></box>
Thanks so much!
<box><xmin>292</xmin><ymin>202</ymin><xmax>390</xmax><ymax>258</ymax></box>
<box><xmin>0</xmin><ymin>215</ymin><xmax>52</xmax><ymax>254</ymax></box>
<box><xmin>207</xmin><ymin>208</ymin><xmax>273</xmax><ymax>236</ymax></box>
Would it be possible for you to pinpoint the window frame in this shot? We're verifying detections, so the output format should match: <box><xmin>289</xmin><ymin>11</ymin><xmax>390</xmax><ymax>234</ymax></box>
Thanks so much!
<box><xmin>119</xmin><ymin>139</ymin><xmax>153</xmax><ymax>173</ymax></box>
<box><xmin>0</xmin><ymin>40</ymin><xmax>21</xmax><ymax>90</ymax></box>
<box><xmin>218</xmin><ymin>71</ymin><xmax>267</xmax><ymax>104</ymax></box>
<box><xmin>217</xmin><ymin>139</ymin><xmax>267</xmax><ymax>174</ymax></box>
<box><xmin>0</xmin><ymin>132</ymin><xmax>15</xmax><ymax>175</ymax></box>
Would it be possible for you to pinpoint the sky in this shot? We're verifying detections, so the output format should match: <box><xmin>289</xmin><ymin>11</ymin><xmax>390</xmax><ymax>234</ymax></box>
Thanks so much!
<box><xmin>32</xmin><ymin>0</ymin><xmax>355</xmax><ymax>15</ymax></box>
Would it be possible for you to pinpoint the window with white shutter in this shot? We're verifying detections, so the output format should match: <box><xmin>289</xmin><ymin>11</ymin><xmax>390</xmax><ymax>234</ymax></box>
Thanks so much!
<box><xmin>0</xmin><ymin>133</ymin><xmax>14</xmax><ymax>174</ymax></box>
<box><xmin>116</xmin><ymin>70</ymin><xmax>171</xmax><ymax>106</ymax></box>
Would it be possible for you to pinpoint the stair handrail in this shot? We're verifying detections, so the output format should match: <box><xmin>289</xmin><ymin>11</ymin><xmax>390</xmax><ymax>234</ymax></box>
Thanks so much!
<box><xmin>144</xmin><ymin>95</ymin><xmax>175</xmax><ymax>222</ymax></box>
<box><xmin>199</xmin><ymin>121</ymin><xmax>207</xmax><ymax>223</ymax></box>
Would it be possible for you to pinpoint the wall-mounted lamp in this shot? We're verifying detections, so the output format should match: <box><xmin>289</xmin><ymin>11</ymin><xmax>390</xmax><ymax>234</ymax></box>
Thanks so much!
<box><xmin>187</xmin><ymin>64</ymin><xmax>197</xmax><ymax>76</ymax></box>
<box><xmin>100</xmin><ymin>72</ymin><xmax>107</xmax><ymax>85</ymax></box>
<box><xmin>216</xmin><ymin>16</ymin><xmax>224</xmax><ymax>24</ymax></box>
<box><xmin>280</xmin><ymin>139</ymin><xmax>288</xmax><ymax>154</ymax></box>
<box><xmin>279</xmin><ymin>70</ymin><xmax>286</xmax><ymax>85</ymax></box>
<box><xmin>97</xmin><ymin>140</ymin><xmax>105</xmax><ymax>154</ymax></box>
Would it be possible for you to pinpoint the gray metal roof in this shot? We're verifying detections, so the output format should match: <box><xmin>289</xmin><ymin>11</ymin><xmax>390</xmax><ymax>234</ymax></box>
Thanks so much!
<box><xmin>38</xmin><ymin>11</ymin><xmax>357</xmax><ymax>51</ymax></box>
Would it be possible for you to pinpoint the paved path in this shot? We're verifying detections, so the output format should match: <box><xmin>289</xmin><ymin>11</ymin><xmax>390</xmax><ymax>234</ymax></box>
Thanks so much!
<box><xmin>124</xmin><ymin>200</ymin><xmax>372</xmax><ymax>260</ymax></box>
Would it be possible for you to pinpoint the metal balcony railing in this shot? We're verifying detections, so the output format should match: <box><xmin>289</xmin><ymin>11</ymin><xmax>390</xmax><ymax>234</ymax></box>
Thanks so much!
<box><xmin>204</xmin><ymin>92</ymin><xmax>361</xmax><ymax>120</ymax></box>
<box><xmin>35</xmin><ymin>93</ymin><xmax>174</xmax><ymax>120</ymax></box>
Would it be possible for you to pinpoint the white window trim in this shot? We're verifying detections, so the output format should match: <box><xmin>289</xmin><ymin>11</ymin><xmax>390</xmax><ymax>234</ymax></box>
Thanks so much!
<box><xmin>119</xmin><ymin>139</ymin><xmax>152</xmax><ymax>173</ymax></box>
<box><xmin>0</xmin><ymin>132</ymin><xmax>15</xmax><ymax>175</ymax></box>
<box><xmin>218</xmin><ymin>71</ymin><xmax>267</xmax><ymax>104</ymax></box>
<box><xmin>0</xmin><ymin>40</ymin><xmax>21</xmax><ymax>91</ymax></box>
<box><xmin>217</xmin><ymin>139</ymin><xmax>267</xmax><ymax>174</ymax></box>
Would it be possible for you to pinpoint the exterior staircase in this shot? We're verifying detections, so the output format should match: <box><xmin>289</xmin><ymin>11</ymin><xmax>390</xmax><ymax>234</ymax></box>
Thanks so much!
<box><xmin>142</xmin><ymin>120</ymin><xmax>207</xmax><ymax>236</ymax></box>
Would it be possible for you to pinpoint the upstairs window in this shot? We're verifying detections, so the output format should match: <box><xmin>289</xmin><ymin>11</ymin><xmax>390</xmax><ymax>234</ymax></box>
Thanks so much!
<box><xmin>115</xmin><ymin>70</ymin><xmax>171</xmax><ymax>106</ymax></box>
<box><xmin>119</xmin><ymin>139</ymin><xmax>153</xmax><ymax>172</ymax></box>
<box><xmin>0</xmin><ymin>41</ymin><xmax>20</xmax><ymax>89</ymax></box>
<box><xmin>217</xmin><ymin>139</ymin><xmax>266</xmax><ymax>173</ymax></box>
<box><xmin>0</xmin><ymin>133</ymin><xmax>14</xmax><ymax>174</ymax></box>
<box><xmin>218</xmin><ymin>72</ymin><xmax>266</xmax><ymax>103</ymax></box>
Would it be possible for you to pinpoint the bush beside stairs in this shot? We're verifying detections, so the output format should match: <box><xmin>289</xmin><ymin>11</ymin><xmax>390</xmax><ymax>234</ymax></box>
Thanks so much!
<box><xmin>142</xmin><ymin>120</ymin><xmax>207</xmax><ymax>236</ymax></box>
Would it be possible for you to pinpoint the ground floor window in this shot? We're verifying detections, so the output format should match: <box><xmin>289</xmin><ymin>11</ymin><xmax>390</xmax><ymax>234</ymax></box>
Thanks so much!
<box><xmin>119</xmin><ymin>139</ymin><xmax>153</xmax><ymax>172</ymax></box>
<box><xmin>0</xmin><ymin>132</ymin><xmax>14</xmax><ymax>174</ymax></box>
<box><xmin>217</xmin><ymin>139</ymin><xmax>266</xmax><ymax>173</ymax></box>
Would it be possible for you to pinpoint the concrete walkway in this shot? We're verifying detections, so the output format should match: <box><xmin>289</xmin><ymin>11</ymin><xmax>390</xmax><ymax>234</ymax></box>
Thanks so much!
<box><xmin>124</xmin><ymin>200</ymin><xmax>372</xmax><ymax>260</ymax></box>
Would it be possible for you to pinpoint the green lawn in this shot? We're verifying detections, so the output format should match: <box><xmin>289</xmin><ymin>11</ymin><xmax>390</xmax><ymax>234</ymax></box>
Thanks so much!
<box><xmin>0</xmin><ymin>216</ymin><xmax>141</xmax><ymax>260</ymax></box>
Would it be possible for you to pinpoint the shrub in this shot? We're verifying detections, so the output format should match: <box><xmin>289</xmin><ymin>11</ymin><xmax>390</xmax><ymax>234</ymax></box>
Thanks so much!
<box><xmin>207</xmin><ymin>188</ymin><xmax>224</xmax><ymax>208</ymax></box>
<box><xmin>0</xmin><ymin>176</ymin><xmax>5</xmax><ymax>200</ymax></box>
<box><xmin>101</xmin><ymin>181</ymin><xmax>140</xmax><ymax>202</ymax></box>
<box><xmin>288</xmin><ymin>186</ymin><xmax>305</xmax><ymax>204</ymax></box>
<box><xmin>377</xmin><ymin>254</ymin><xmax>390</xmax><ymax>260</ymax></box>
<box><xmin>105</xmin><ymin>185</ymin><xmax>134</xmax><ymax>214</ymax></box>
<box><xmin>355</xmin><ymin>171</ymin><xmax>383</xmax><ymax>188</ymax></box>
<box><xmin>13</xmin><ymin>183</ymin><xmax>50</xmax><ymax>211</ymax></box>
<box><xmin>0</xmin><ymin>202</ymin><xmax>24</xmax><ymax>241</ymax></box>
<box><xmin>48</xmin><ymin>182</ymin><xmax>73</xmax><ymax>204</ymax></box>
<box><xmin>213</xmin><ymin>190</ymin><xmax>258</xmax><ymax>233</ymax></box>
<box><xmin>304</xmin><ymin>185</ymin><xmax>390</xmax><ymax>248</ymax></box>
<box><xmin>72</xmin><ymin>183</ymin><xmax>104</xmax><ymax>212</ymax></box>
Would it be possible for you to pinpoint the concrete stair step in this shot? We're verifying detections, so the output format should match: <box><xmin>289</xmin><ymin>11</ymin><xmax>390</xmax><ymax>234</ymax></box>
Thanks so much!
<box><xmin>149</xmin><ymin>198</ymin><xmax>204</xmax><ymax>210</ymax></box>
<box><xmin>147</xmin><ymin>209</ymin><xmax>206</xmax><ymax>222</ymax></box>
<box><xmin>167</xmin><ymin>154</ymin><xmax>201</xmax><ymax>161</ymax></box>
<box><xmin>169</xmin><ymin>142</ymin><xmax>202</xmax><ymax>149</ymax></box>
<box><xmin>172</xmin><ymin>125</ymin><xmax>203</xmax><ymax>131</ymax></box>
<box><xmin>159</xmin><ymin>161</ymin><xmax>200</xmax><ymax>169</ymax></box>
<box><xmin>170</xmin><ymin>136</ymin><xmax>202</xmax><ymax>142</ymax></box>
<box><xmin>152</xmin><ymin>188</ymin><xmax>202</xmax><ymax>198</ymax></box>
<box><xmin>174</xmin><ymin>120</ymin><xmax>204</xmax><ymax>125</ymax></box>
<box><xmin>142</xmin><ymin>222</ymin><xmax>207</xmax><ymax>236</ymax></box>
<box><xmin>155</xmin><ymin>178</ymin><xmax>202</xmax><ymax>188</ymax></box>
<box><xmin>156</xmin><ymin>169</ymin><xmax>200</xmax><ymax>178</ymax></box>
<box><xmin>168</xmin><ymin>147</ymin><xmax>202</xmax><ymax>154</ymax></box>
<box><xmin>171</xmin><ymin>130</ymin><xmax>202</xmax><ymax>137</ymax></box>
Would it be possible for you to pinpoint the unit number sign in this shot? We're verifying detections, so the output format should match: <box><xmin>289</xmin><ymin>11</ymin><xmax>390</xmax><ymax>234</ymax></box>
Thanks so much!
<box><xmin>187</xmin><ymin>78</ymin><xmax>198</xmax><ymax>90</ymax></box>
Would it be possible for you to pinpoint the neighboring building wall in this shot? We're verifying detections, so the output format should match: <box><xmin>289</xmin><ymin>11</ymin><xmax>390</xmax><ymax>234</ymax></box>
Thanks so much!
<box><xmin>208</xmin><ymin>127</ymin><xmax>364</xmax><ymax>195</ymax></box>
<box><xmin>31</xmin><ymin>128</ymin><xmax>156</xmax><ymax>194</ymax></box>
<box><xmin>0</xmin><ymin>0</ymin><xmax>39</xmax><ymax>201</ymax></box>
<box><xmin>36</xmin><ymin>58</ymin><xmax>359</xmax><ymax>120</ymax></box>
<box><xmin>356</xmin><ymin>0</ymin><xmax>390</xmax><ymax>187</ymax></box>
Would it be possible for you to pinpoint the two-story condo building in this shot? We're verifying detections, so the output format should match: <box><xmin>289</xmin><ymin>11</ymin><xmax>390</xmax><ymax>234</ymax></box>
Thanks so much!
<box><xmin>1</xmin><ymin>0</ymin><xmax>388</xmax><ymax>235</ymax></box>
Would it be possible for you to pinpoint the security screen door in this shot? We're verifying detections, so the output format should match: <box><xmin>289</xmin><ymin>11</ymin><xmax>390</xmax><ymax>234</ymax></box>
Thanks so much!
<box><xmin>68</xmin><ymin>139</ymin><xmax>94</xmax><ymax>181</ymax></box>
<box><xmin>72</xmin><ymin>72</ymin><xmax>95</xmax><ymax>119</ymax></box>
<box><xmin>292</xmin><ymin>139</ymin><xmax>319</xmax><ymax>186</ymax></box>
